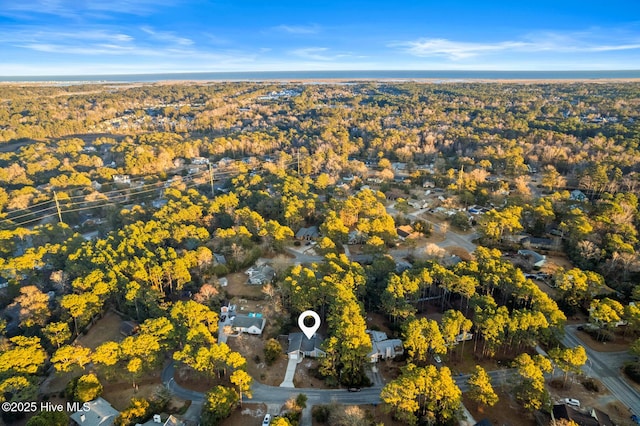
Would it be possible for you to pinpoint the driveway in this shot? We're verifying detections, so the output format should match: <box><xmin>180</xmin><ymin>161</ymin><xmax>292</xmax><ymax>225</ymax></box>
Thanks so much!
<box><xmin>280</xmin><ymin>357</ymin><xmax>298</xmax><ymax>388</ymax></box>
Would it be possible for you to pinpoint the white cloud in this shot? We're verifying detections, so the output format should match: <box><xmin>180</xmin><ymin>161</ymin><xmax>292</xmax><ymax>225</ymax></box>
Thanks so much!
<box><xmin>290</xmin><ymin>47</ymin><xmax>350</xmax><ymax>61</ymax></box>
<box><xmin>394</xmin><ymin>30</ymin><xmax>640</xmax><ymax>60</ymax></box>
<box><xmin>0</xmin><ymin>0</ymin><xmax>177</xmax><ymax>18</ymax></box>
<box><xmin>140</xmin><ymin>26</ymin><xmax>193</xmax><ymax>46</ymax></box>
<box><xmin>395</xmin><ymin>39</ymin><xmax>529</xmax><ymax>59</ymax></box>
<box><xmin>273</xmin><ymin>24</ymin><xmax>321</xmax><ymax>35</ymax></box>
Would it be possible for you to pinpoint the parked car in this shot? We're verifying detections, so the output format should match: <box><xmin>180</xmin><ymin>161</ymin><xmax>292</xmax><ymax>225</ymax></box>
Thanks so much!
<box><xmin>562</xmin><ymin>398</ymin><xmax>580</xmax><ymax>407</ymax></box>
<box><xmin>262</xmin><ymin>414</ymin><xmax>271</xmax><ymax>425</ymax></box>
<box><xmin>347</xmin><ymin>387</ymin><xmax>362</xmax><ymax>392</ymax></box>
<box><xmin>631</xmin><ymin>414</ymin><xmax>640</xmax><ymax>425</ymax></box>
<box><xmin>434</xmin><ymin>355</ymin><xmax>442</xmax><ymax>363</ymax></box>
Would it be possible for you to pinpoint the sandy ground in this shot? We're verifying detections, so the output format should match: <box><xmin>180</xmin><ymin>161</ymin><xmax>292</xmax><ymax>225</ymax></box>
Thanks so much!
<box><xmin>227</xmin><ymin>334</ymin><xmax>288</xmax><ymax>387</ymax></box>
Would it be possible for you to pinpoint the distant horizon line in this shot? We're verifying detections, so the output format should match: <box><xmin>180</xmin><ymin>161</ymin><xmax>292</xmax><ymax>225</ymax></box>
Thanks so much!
<box><xmin>2</xmin><ymin>69</ymin><xmax>640</xmax><ymax>83</ymax></box>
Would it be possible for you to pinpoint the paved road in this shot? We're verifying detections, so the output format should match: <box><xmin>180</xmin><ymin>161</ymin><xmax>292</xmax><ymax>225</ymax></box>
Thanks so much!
<box><xmin>162</xmin><ymin>361</ymin><xmax>516</xmax><ymax>404</ymax></box>
<box><xmin>561</xmin><ymin>324</ymin><xmax>640</xmax><ymax>411</ymax></box>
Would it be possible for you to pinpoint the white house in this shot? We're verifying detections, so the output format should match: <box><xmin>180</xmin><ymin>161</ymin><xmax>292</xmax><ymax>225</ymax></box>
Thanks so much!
<box><xmin>366</xmin><ymin>330</ymin><xmax>403</xmax><ymax>362</ymax></box>
<box><xmin>112</xmin><ymin>174</ymin><xmax>131</xmax><ymax>185</ymax></box>
<box><xmin>191</xmin><ymin>157</ymin><xmax>209</xmax><ymax>165</ymax></box>
<box><xmin>231</xmin><ymin>314</ymin><xmax>266</xmax><ymax>335</ymax></box>
<box><xmin>70</xmin><ymin>397</ymin><xmax>119</xmax><ymax>426</ymax></box>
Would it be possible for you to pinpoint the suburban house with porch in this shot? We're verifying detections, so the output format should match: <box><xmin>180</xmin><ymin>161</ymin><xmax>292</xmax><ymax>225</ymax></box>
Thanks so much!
<box><xmin>231</xmin><ymin>314</ymin><xmax>266</xmax><ymax>335</ymax></box>
<box><xmin>287</xmin><ymin>332</ymin><xmax>325</xmax><ymax>360</ymax></box>
<box><xmin>366</xmin><ymin>330</ymin><xmax>403</xmax><ymax>362</ymax></box>
<box><xmin>295</xmin><ymin>226</ymin><xmax>320</xmax><ymax>241</ymax></box>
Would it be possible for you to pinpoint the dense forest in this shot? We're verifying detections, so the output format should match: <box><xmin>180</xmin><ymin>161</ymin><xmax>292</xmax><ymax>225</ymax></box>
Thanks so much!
<box><xmin>1</xmin><ymin>81</ymin><xmax>640</xmax><ymax>425</ymax></box>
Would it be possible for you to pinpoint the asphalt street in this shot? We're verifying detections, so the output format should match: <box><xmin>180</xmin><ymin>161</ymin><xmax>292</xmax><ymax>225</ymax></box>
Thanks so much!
<box><xmin>561</xmin><ymin>325</ymin><xmax>640</xmax><ymax>412</ymax></box>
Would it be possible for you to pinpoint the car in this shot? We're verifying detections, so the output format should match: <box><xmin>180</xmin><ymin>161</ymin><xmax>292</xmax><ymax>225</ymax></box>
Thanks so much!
<box><xmin>577</xmin><ymin>326</ymin><xmax>584</xmax><ymax>331</ymax></box>
<box><xmin>434</xmin><ymin>355</ymin><xmax>442</xmax><ymax>363</ymax></box>
<box><xmin>221</xmin><ymin>315</ymin><xmax>226</xmax><ymax>322</ymax></box>
<box><xmin>562</xmin><ymin>398</ymin><xmax>580</xmax><ymax>407</ymax></box>
<box><xmin>262</xmin><ymin>414</ymin><xmax>271</xmax><ymax>425</ymax></box>
<box><xmin>347</xmin><ymin>387</ymin><xmax>362</xmax><ymax>392</ymax></box>
<box><xmin>631</xmin><ymin>414</ymin><xmax>640</xmax><ymax>425</ymax></box>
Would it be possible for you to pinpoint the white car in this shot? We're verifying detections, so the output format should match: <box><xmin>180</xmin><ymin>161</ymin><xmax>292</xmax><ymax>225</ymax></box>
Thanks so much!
<box><xmin>262</xmin><ymin>414</ymin><xmax>271</xmax><ymax>425</ymax></box>
<box><xmin>434</xmin><ymin>355</ymin><xmax>442</xmax><ymax>363</ymax></box>
<box><xmin>562</xmin><ymin>398</ymin><xmax>580</xmax><ymax>407</ymax></box>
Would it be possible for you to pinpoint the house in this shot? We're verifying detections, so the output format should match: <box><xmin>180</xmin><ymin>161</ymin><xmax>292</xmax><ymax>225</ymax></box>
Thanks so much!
<box><xmin>522</xmin><ymin>236</ymin><xmax>558</xmax><ymax>250</ymax></box>
<box><xmin>552</xmin><ymin>404</ymin><xmax>613</xmax><ymax>426</ymax></box>
<box><xmin>112</xmin><ymin>174</ymin><xmax>131</xmax><ymax>185</ymax></box>
<box><xmin>385</xmin><ymin>189</ymin><xmax>404</xmax><ymax>201</ymax></box>
<box><xmin>517</xmin><ymin>249</ymin><xmax>547</xmax><ymax>268</ymax></box>
<box><xmin>191</xmin><ymin>157</ymin><xmax>209</xmax><ymax>165</ymax></box>
<box><xmin>296</xmin><ymin>226</ymin><xmax>320</xmax><ymax>241</ymax></box>
<box><xmin>395</xmin><ymin>260</ymin><xmax>413</xmax><ymax>273</ymax></box>
<box><xmin>139</xmin><ymin>414</ymin><xmax>184</xmax><ymax>426</ymax></box>
<box><xmin>218</xmin><ymin>277</ymin><xmax>228</xmax><ymax>287</ymax></box>
<box><xmin>70</xmin><ymin>397</ymin><xmax>119</xmax><ymax>426</ymax></box>
<box><xmin>213</xmin><ymin>253</ymin><xmax>227</xmax><ymax>265</ymax></box>
<box><xmin>246</xmin><ymin>264</ymin><xmax>275</xmax><ymax>285</ymax></box>
<box><xmin>119</xmin><ymin>321</ymin><xmax>139</xmax><ymax>336</ymax></box>
<box><xmin>231</xmin><ymin>314</ymin><xmax>266</xmax><ymax>335</ymax></box>
<box><xmin>396</xmin><ymin>225</ymin><xmax>419</xmax><ymax>241</ymax></box>
<box><xmin>348</xmin><ymin>230</ymin><xmax>367</xmax><ymax>245</ymax></box>
<box><xmin>408</xmin><ymin>199</ymin><xmax>427</xmax><ymax>209</ymax></box>
<box><xmin>366</xmin><ymin>330</ymin><xmax>403</xmax><ymax>362</ymax></box>
<box><xmin>287</xmin><ymin>332</ymin><xmax>325</xmax><ymax>360</ymax></box>
<box><xmin>570</xmin><ymin>190</ymin><xmax>588</xmax><ymax>202</ymax></box>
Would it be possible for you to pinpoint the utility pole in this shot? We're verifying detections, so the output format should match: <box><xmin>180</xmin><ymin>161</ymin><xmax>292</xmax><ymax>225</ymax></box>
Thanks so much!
<box><xmin>208</xmin><ymin>163</ymin><xmax>215</xmax><ymax>196</ymax></box>
<box><xmin>53</xmin><ymin>191</ymin><xmax>63</xmax><ymax>223</ymax></box>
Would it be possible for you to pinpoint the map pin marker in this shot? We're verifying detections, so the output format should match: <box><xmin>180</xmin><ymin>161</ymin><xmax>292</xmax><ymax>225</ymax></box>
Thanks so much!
<box><xmin>298</xmin><ymin>310</ymin><xmax>321</xmax><ymax>340</ymax></box>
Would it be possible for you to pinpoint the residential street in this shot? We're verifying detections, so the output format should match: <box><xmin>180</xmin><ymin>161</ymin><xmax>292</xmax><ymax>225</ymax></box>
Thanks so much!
<box><xmin>561</xmin><ymin>324</ymin><xmax>640</xmax><ymax>411</ymax></box>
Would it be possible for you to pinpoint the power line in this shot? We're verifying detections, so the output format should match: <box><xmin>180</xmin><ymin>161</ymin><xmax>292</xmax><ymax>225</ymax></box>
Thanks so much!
<box><xmin>0</xmin><ymin>158</ymin><xmax>302</xmax><ymax>231</ymax></box>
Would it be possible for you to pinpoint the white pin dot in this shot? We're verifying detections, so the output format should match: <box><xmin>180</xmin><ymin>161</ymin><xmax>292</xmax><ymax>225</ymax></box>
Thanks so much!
<box><xmin>298</xmin><ymin>310</ymin><xmax>321</xmax><ymax>340</ymax></box>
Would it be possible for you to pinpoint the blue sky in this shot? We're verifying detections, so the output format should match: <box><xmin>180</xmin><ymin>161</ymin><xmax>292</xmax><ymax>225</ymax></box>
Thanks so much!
<box><xmin>1</xmin><ymin>0</ymin><xmax>639</xmax><ymax>75</ymax></box>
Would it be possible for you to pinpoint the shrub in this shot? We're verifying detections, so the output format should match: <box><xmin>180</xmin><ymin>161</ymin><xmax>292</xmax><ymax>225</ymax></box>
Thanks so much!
<box><xmin>582</xmin><ymin>378</ymin><xmax>600</xmax><ymax>392</ymax></box>
<box><xmin>264</xmin><ymin>338</ymin><xmax>283</xmax><ymax>366</ymax></box>
<box><xmin>624</xmin><ymin>364</ymin><xmax>640</xmax><ymax>384</ymax></box>
<box><xmin>312</xmin><ymin>405</ymin><xmax>331</xmax><ymax>423</ymax></box>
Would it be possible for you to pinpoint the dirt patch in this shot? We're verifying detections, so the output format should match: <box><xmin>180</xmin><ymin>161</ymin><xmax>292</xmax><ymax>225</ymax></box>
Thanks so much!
<box><xmin>294</xmin><ymin>359</ymin><xmax>328</xmax><ymax>389</ymax></box>
<box><xmin>102</xmin><ymin>374</ymin><xmax>165</xmax><ymax>411</ymax></box>
<box><xmin>541</xmin><ymin>253</ymin><xmax>575</xmax><ymax>274</ymax></box>
<box><xmin>463</xmin><ymin>389</ymin><xmax>536</xmax><ymax>426</ymax></box>
<box><xmin>548</xmin><ymin>375</ymin><xmax>609</xmax><ymax>408</ymax></box>
<box><xmin>603</xmin><ymin>400</ymin><xmax>637</xmax><ymax>426</ymax></box>
<box><xmin>174</xmin><ymin>364</ymin><xmax>219</xmax><ymax>393</ymax></box>
<box><xmin>365</xmin><ymin>312</ymin><xmax>393</xmax><ymax>337</ymax></box>
<box><xmin>226</xmin><ymin>334</ymin><xmax>288</xmax><ymax>387</ymax></box>
<box><xmin>574</xmin><ymin>328</ymin><xmax>633</xmax><ymax>352</ymax></box>
<box><xmin>377</xmin><ymin>359</ymin><xmax>403</xmax><ymax>382</ymax></box>
<box><xmin>220</xmin><ymin>403</ymin><xmax>268</xmax><ymax>426</ymax></box>
<box><xmin>310</xmin><ymin>404</ymin><xmax>396</xmax><ymax>426</ymax></box>
<box><xmin>76</xmin><ymin>311</ymin><xmax>125</xmax><ymax>350</ymax></box>
<box><xmin>224</xmin><ymin>272</ymin><xmax>264</xmax><ymax>299</ymax></box>
<box><xmin>444</xmin><ymin>245</ymin><xmax>473</xmax><ymax>261</ymax></box>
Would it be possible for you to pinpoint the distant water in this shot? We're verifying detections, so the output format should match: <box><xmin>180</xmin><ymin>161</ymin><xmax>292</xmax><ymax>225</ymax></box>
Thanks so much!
<box><xmin>2</xmin><ymin>70</ymin><xmax>640</xmax><ymax>83</ymax></box>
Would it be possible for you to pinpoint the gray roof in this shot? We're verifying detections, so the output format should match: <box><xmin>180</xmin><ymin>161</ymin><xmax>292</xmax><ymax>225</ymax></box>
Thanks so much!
<box><xmin>70</xmin><ymin>397</ymin><xmax>119</xmax><ymax>426</ymax></box>
<box><xmin>295</xmin><ymin>226</ymin><xmax>319</xmax><ymax>239</ymax></box>
<box><xmin>232</xmin><ymin>315</ymin><xmax>265</xmax><ymax>331</ymax></box>
<box><xmin>518</xmin><ymin>249</ymin><xmax>546</xmax><ymax>265</ymax></box>
<box><xmin>288</xmin><ymin>332</ymin><xmax>323</xmax><ymax>353</ymax></box>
